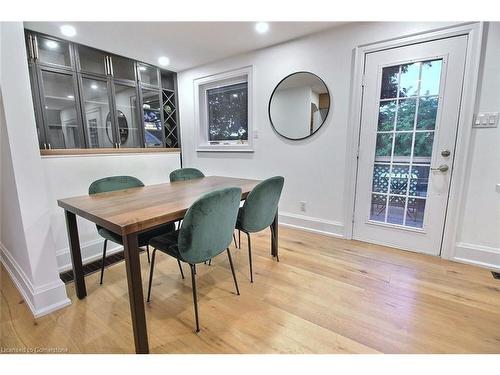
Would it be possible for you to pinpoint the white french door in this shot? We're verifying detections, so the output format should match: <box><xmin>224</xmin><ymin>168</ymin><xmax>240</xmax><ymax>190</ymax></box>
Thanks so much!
<box><xmin>353</xmin><ymin>35</ymin><xmax>468</xmax><ymax>255</ymax></box>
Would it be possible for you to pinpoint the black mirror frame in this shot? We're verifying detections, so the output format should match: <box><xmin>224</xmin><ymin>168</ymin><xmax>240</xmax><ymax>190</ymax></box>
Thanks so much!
<box><xmin>268</xmin><ymin>71</ymin><xmax>331</xmax><ymax>141</ymax></box>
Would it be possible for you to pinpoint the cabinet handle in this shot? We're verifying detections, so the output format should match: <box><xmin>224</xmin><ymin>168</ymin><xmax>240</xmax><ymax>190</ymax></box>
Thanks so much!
<box><xmin>108</xmin><ymin>56</ymin><xmax>114</xmax><ymax>76</ymax></box>
<box><xmin>33</xmin><ymin>35</ymin><xmax>39</xmax><ymax>60</ymax></box>
<box><xmin>28</xmin><ymin>35</ymin><xmax>35</xmax><ymax>60</ymax></box>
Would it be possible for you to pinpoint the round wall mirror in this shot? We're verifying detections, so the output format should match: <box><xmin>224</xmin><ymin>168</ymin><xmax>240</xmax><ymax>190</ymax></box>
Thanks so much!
<box><xmin>269</xmin><ymin>72</ymin><xmax>330</xmax><ymax>140</ymax></box>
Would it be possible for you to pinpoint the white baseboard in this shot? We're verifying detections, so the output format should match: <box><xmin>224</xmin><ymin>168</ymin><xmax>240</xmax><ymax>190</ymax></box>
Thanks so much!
<box><xmin>56</xmin><ymin>237</ymin><xmax>123</xmax><ymax>272</ymax></box>
<box><xmin>0</xmin><ymin>241</ymin><xmax>71</xmax><ymax>318</ymax></box>
<box><xmin>279</xmin><ymin>211</ymin><xmax>345</xmax><ymax>238</ymax></box>
<box><xmin>453</xmin><ymin>242</ymin><xmax>500</xmax><ymax>271</ymax></box>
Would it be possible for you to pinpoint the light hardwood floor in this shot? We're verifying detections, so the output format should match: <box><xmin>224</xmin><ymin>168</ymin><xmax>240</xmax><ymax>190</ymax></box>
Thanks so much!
<box><xmin>1</xmin><ymin>226</ymin><xmax>500</xmax><ymax>353</ymax></box>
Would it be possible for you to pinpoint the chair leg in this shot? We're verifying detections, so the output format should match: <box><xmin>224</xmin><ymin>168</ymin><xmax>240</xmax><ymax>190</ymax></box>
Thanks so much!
<box><xmin>208</xmin><ymin>258</ymin><xmax>212</xmax><ymax>266</ymax></box>
<box><xmin>189</xmin><ymin>264</ymin><xmax>200</xmax><ymax>333</ymax></box>
<box><xmin>226</xmin><ymin>248</ymin><xmax>240</xmax><ymax>295</ymax></box>
<box><xmin>233</xmin><ymin>232</ymin><xmax>237</xmax><ymax>248</ymax></box>
<box><xmin>146</xmin><ymin>245</ymin><xmax>151</xmax><ymax>264</ymax></box>
<box><xmin>146</xmin><ymin>248</ymin><xmax>157</xmax><ymax>302</ymax></box>
<box><xmin>246</xmin><ymin>232</ymin><xmax>253</xmax><ymax>283</ymax></box>
<box><xmin>270</xmin><ymin>225</ymin><xmax>280</xmax><ymax>262</ymax></box>
<box><xmin>99</xmin><ymin>239</ymin><xmax>108</xmax><ymax>285</ymax></box>
<box><xmin>177</xmin><ymin>259</ymin><xmax>185</xmax><ymax>279</ymax></box>
<box><xmin>238</xmin><ymin>230</ymin><xmax>241</xmax><ymax>249</ymax></box>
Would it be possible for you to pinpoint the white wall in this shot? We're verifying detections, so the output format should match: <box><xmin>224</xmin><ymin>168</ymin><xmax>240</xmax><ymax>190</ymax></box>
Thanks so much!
<box><xmin>178</xmin><ymin>21</ymin><xmax>500</xmax><ymax>269</ymax></box>
<box><xmin>454</xmin><ymin>22</ymin><xmax>500</xmax><ymax>268</ymax></box>
<box><xmin>43</xmin><ymin>153</ymin><xmax>181</xmax><ymax>270</ymax></box>
<box><xmin>0</xmin><ymin>21</ymin><xmax>69</xmax><ymax>317</ymax></box>
<box><xmin>0</xmin><ymin>22</ymin><xmax>181</xmax><ymax>318</ymax></box>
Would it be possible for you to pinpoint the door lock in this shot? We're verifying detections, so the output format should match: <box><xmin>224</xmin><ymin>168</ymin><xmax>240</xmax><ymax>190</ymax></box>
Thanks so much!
<box><xmin>431</xmin><ymin>164</ymin><xmax>449</xmax><ymax>172</ymax></box>
<box><xmin>441</xmin><ymin>149</ymin><xmax>451</xmax><ymax>157</ymax></box>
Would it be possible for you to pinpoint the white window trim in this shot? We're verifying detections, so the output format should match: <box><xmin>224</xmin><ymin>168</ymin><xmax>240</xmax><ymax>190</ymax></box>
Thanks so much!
<box><xmin>194</xmin><ymin>66</ymin><xmax>254</xmax><ymax>152</ymax></box>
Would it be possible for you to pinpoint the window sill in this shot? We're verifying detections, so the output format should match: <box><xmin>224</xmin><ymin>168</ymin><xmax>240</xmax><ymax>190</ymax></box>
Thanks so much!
<box><xmin>196</xmin><ymin>144</ymin><xmax>253</xmax><ymax>153</ymax></box>
<box><xmin>40</xmin><ymin>148</ymin><xmax>180</xmax><ymax>157</ymax></box>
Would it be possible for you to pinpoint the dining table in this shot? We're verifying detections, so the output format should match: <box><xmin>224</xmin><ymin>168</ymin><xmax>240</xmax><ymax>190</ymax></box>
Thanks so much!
<box><xmin>57</xmin><ymin>176</ymin><xmax>279</xmax><ymax>354</ymax></box>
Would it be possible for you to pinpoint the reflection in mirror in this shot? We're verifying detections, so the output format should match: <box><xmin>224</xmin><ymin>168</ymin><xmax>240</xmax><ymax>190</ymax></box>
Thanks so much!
<box><xmin>269</xmin><ymin>72</ymin><xmax>330</xmax><ymax>140</ymax></box>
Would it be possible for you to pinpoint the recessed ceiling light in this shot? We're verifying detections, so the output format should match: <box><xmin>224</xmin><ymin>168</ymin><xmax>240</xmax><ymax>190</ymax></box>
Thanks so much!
<box><xmin>60</xmin><ymin>25</ymin><xmax>76</xmax><ymax>37</ymax></box>
<box><xmin>255</xmin><ymin>22</ymin><xmax>269</xmax><ymax>34</ymax></box>
<box><xmin>158</xmin><ymin>56</ymin><xmax>170</xmax><ymax>67</ymax></box>
<box><xmin>90</xmin><ymin>83</ymin><xmax>98</xmax><ymax>90</ymax></box>
<box><xmin>45</xmin><ymin>40</ymin><xmax>58</xmax><ymax>49</ymax></box>
<box><xmin>67</xmin><ymin>95</ymin><xmax>74</xmax><ymax>99</ymax></box>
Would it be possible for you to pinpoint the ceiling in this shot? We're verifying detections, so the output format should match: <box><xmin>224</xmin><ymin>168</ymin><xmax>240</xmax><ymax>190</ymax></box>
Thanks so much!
<box><xmin>24</xmin><ymin>22</ymin><xmax>343</xmax><ymax>72</ymax></box>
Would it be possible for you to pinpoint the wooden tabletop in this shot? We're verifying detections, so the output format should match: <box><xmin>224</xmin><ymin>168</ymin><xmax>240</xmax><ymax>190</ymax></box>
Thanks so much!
<box><xmin>58</xmin><ymin>176</ymin><xmax>261</xmax><ymax>235</ymax></box>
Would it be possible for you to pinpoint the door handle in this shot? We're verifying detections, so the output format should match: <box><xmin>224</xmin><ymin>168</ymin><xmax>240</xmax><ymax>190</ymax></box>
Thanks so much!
<box><xmin>431</xmin><ymin>164</ymin><xmax>449</xmax><ymax>172</ymax></box>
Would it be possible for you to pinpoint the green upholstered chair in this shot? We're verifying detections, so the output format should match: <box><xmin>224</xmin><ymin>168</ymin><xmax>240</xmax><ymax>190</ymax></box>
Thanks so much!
<box><xmin>169</xmin><ymin>168</ymin><xmax>205</xmax><ymax>182</ymax></box>
<box><xmin>89</xmin><ymin>176</ymin><xmax>178</xmax><ymax>285</ymax></box>
<box><xmin>236</xmin><ymin>176</ymin><xmax>284</xmax><ymax>282</ymax></box>
<box><xmin>147</xmin><ymin>187</ymin><xmax>242</xmax><ymax>333</ymax></box>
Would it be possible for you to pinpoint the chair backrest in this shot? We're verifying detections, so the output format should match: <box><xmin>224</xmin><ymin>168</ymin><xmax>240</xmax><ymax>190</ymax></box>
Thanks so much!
<box><xmin>169</xmin><ymin>168</ymin><xmax>205</xmax><ymax>182</ymax></box>
<box><xmin>89</xmin><ymin>176</ymin><xmax>144</xmax><ymax>195</ymax></box>
<box><xmin>178</xmin><ymin>187</ymin><xmax>242</xmax><ymax>264</ymax></box>
<box><xmin>238</xmin><ymin>176</ymin><xmax>284</xmax><ymax>233</ymax></box>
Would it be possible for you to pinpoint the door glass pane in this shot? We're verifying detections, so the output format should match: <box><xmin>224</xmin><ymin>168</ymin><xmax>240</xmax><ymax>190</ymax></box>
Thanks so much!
<box><xmin>413</xmin><ymin>132</ymin><xmax>434</xmax><ymax>160</ymax></box>
<box><xmin>81</xmin><ymin>78</ymin><xmax>113</xmax><ymax>148</ymax></box>
<box><xmin>372</xmin><ymin>164</ymin><xmax>390</xmax><ymax>193</ymax></box>
<box><xmin>399</xmin><ymin>62</ymin><xmax>420</xmax><ymax>97</ymax></box>
<box><xmin>370</xmin><ymin>193</ymin><xmax>387</xmax><ymax>222</ymax></box>
<box><xmin>111</xmin><ymin>55</ymin><xmax>135</xmax><ymax>81</ymax></box>
<box><xmin>369</xmin><ymin>59</ymin><xmax>443</xmax><ymax>228</ymax></box>
<box><xmin>37</xmin><ymin>36</ymin><xmax>71</xmax><ymax>67</ymax></box>
<box><xmin>406</xmin><ymin>198</ymin><xmax>426</xmax><ymax>228</ymax></box>
<box><xmin>389</xmin><ymin>164</ymin><xmax>410</xmax><ymax>195</ymax></box>
<box><xmin>380</xmin><ymin>66</ymin><xmax>399</xmax><ymax>99</ymax></box>
<box><xmin>78</xmin><ymin>46</ymin><xmax>107</xmax><ymax>76</ymax></box>
<box><xmin>114</xmin><ymin>84</ymin><xmax>142</xmax><ymax>148</ymax></box>
<box><xmin>417</xmin><ymin>97</ymin><xmax>438</xmax><ymax>130</ymax></box>
<box><xmin>375</xmin><ymin>133</ymin><xmax>393</xmax><ymax>161</ymax></box>
<box><xmin>409</xmin><ymin>166</ymin><xmax>430</xmax><ymax>197</ymax></box>
<box><xmin>142</xmin><ymin>89</ymin><xmax>163</xmax><ymax>147</ymax></box>
<box><xmin>40</xmin><ymin>71</ymin><xmax>83</xmax><ymax>149</ymax></box>
<box><xmin>420</xmin><ymin>60</ymin><xmax>442</xmax><ymax>96</ymax></box>
<box><xmin>396</xmin><ymin>98</ymin><xmax>416</xmax><ymax>131</ymax></box>
<box><xmin>387</xmin><ymin>195</ymin><xmax>406</xmax><ymax>225</ymax></box>
<box><xmin>378</xmin><ymin>100</ymin><xmax>396</xmax><ymax>131</ymax></box>
<box><xmin>137</xmin><ymin>63</ymin><xmax>159</xmax><ymax>87</ymax></box>
<box><xmin>393</xmin><ymin>133</ymin><xmax>412</xmax><ymax>158</ymax></box>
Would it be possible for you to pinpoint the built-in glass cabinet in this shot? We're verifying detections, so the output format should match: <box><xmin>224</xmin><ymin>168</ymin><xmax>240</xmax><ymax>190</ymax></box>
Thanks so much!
<box><xmin>25</xmin><ymin>30</ymin><xmax>180</xmax><ymax>152</ymax></box>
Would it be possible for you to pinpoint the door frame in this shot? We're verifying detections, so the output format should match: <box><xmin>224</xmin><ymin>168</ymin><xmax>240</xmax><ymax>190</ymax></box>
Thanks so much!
<box><xmin>343</xmin><ymin>22</ymin><xmax>484</xmax><ymax>260</ymax></box>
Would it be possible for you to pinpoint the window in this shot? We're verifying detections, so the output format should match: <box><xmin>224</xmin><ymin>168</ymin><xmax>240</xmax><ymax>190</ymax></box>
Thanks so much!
<box><xmin>195</xmin><ymin>66</ymin><xmax>253</xmax><ymax>152</ymax></box>
<box><xmin>207</xmin><ymin>82</ymin><xmax>248</xmax><ymax>142</ymax></box>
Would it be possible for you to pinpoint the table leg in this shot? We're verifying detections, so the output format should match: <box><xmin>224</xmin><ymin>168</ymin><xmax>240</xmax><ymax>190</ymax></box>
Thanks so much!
<box><xmin>64</xmin><ymin>210</ymin><xmax>86</xmax><ymax>299</ymax></box>
<box><xmin>122</xmin><ymin>233</ymin><xmax>149</xmax><ymax>354</ymax></box>
<box><xmin>271</xmin><ymin>210</ymin><xmax>279</xmax><ymax>260</ymax></box>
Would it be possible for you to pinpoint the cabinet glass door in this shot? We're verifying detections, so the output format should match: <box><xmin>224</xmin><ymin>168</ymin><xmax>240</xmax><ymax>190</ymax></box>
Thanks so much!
<box><xmin>80</xmin><ymin>77</ymin><xmax>114</xmax><ymax>148</ymax></box>
<box><xmin>137</xmin><ymin>63</ymin><xmax>159</xmax><ymax>87</ymax></box>
<box><xmin>113</xmin><ymin>83</ymin><xmax>142</xmax><ymax>148</ymax></box>
<box><xmin>110</xmin><ymin>55</ymin><xmax>136</xmax><ymax>81</ymax></box>
<box><xmin>78</xmin><ymin>45</ymin><xmax>107</xmax><ymax>76</ymax></box>
<box><xmin>141</xmin><ymin>88</ymin><xmax>163</xmax><ymax>147</ymax></box>
<box><xmin>39</xmin><ymin>70</ymin><xmax>84</xmax><ymax>149</ymax></box>
<box><xmin>35</xmin><ymin>35</ymin><xmax>72</xmax><ymax>68</ymax></box>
